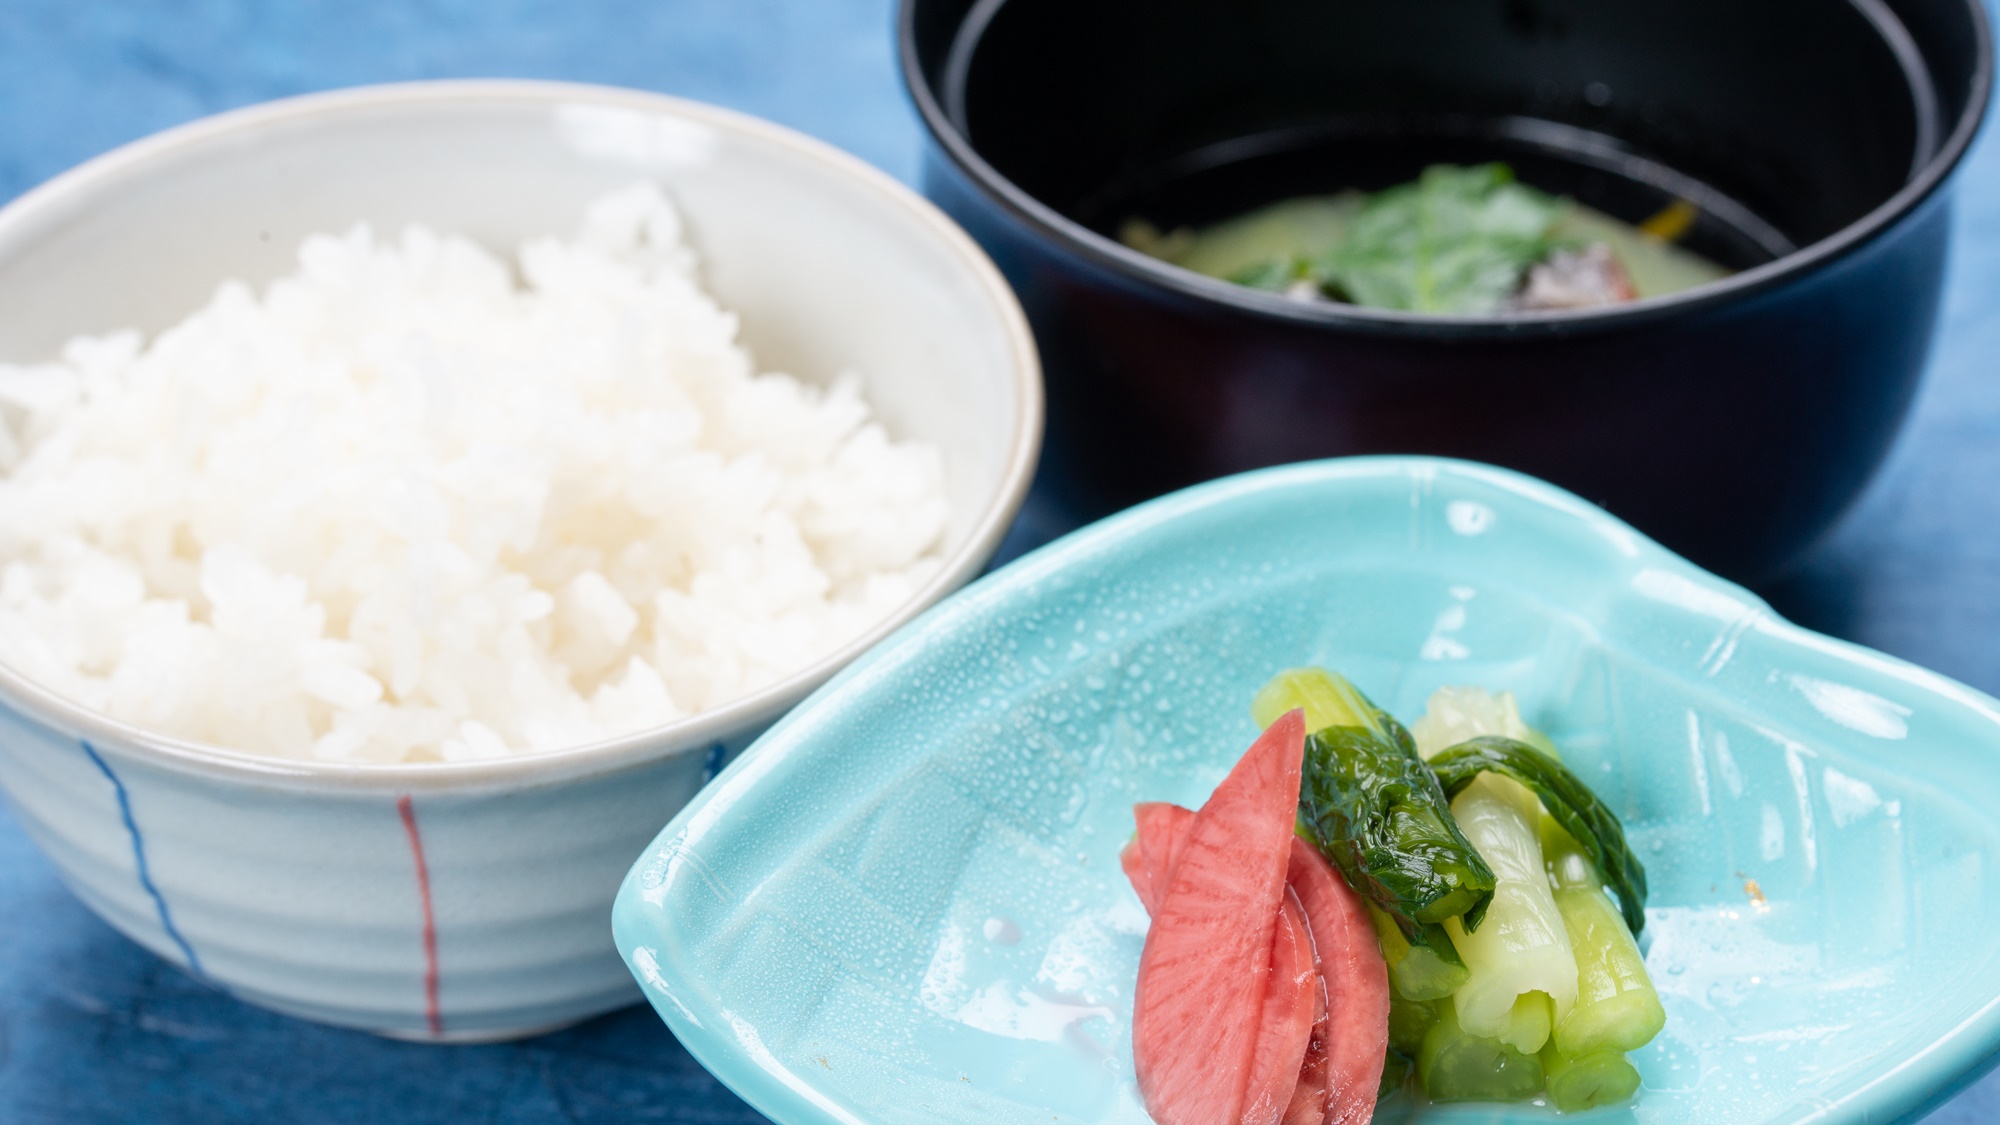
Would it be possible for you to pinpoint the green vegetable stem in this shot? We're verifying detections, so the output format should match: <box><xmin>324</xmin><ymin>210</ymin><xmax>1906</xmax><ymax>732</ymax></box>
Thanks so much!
<box><xmin>1366</xmin><ymin>904</ymin><xmax>1471</xmax><ymax>1001</ymax></box>
<box><xmin>1417</xmin><ymin>1003</ymin><xmax>1546</xmax><ymax>1103</ymax></box>
<box><xmin>1388</xmin><ymin>993</ymin><xmax>1442</xmax><ymax>1058</ymax></box>
<box><xmin>1380</xmin><ymin>992</ymin><xmax>1440</xmax><ymax>1099</ymax></box>
<box><xmin>1539</xmin><ymin>1041</ymin><xmax>1644</xmax><ymax>1112</ymax></box>
<box><xmin>1377</xmin><ymin>1049</ymin><xmax>1413</xmax><ymax>1100</ymax></box>
<box><xmin>1253</xmin><ymin>666</ymin><xmax>1408</xmax><ymax>746</ymax></box>
<box><xmin>1428</xmin><ymin>735</ymin><xmax>1650</xmax><ymax>934</ymax></box>
<box><xmin>1438</xmin><ymin>772</ymin><xmax>1576</xmax><ymax>1053</ymax></box>
<box><xmin>1542</xmin><ymin>817</ymin><xmax>1667</xmax><ymax>1056</ymax></box>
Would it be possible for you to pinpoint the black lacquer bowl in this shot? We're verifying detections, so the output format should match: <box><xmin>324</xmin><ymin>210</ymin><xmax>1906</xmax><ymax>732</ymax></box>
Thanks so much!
<box><xmin>900</xmin><ymin>0</ymin><xmax>1992</xmax><ymax>582</ymax></box>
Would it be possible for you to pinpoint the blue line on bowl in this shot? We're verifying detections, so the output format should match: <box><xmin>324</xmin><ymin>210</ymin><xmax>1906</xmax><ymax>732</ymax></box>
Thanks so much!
<box><xmin>81</xmin><ymin>740</ymin><xmax>205</xmax><ymax>977</ymax></box>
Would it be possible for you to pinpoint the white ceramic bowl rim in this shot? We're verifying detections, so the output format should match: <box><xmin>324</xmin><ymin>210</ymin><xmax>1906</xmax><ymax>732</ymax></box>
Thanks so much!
<box><xmin>0</xmin><ymin>79</ymin><xmax>1044</xmax><ymax>791</ymax></box>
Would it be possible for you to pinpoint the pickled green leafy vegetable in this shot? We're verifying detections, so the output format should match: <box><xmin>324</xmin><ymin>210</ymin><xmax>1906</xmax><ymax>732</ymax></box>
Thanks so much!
<box><xmin>1366</xmin><ymin>903</ymin><xmax>1470</xmax><ymax>1001</ymax></box>
<box><xmin>1496</xmin><ymin>991</ymin><xmax>1556</xmax><ymax>1057</ymax></box>
<box><xmin>1408</xmin><ymin>688</ymin><xmax>1580</xmax><ymax>1054</ymax></box>
<box><xmin>1540</xmin><ymin>1041</ymin><xmax>1643</xmax><ymax>1111</ymax></box>
<box><xmin>1262</xmin><ymin>668</ymin><xmax>1499</xmax><ymax>936</ymax></box>
<box><xmin>1429</xmin><ymin>735</ymin><xmax>1649</xmax><ymax>934</ymax></box>
<box><xmin>1409</xmin><ymin>684</ymin><xmax>1558</xmax><ymax>761</ymax></box>
<box><xmin>1417</xmin><ymin>1002</ymin><xmax>1546</xmax><ymax>1103</ymax></box>
<box><xmin>1248</xmin><ymin>670</ymin><xmax>1664</xmax><ymax>1113</ymax></box>
<box><xmin>1388</xmin><ymin>993</ymin><xmax>1443</xmax><ymax>1058</ymax></box>
<box><xmin>1440</xmin><ymin>772</ymin><xmax>1576</xmax><ymax>1053</ymax></box>
<box><xmin>1382</xmin><ymin>992</ymin><xmax>1440</xmax><ymax>1099</ymax></box>
<box><xmin>1301</xmin><ymin>724</ymin><xmax>1499</xmax><ymax>932</ymax></box>
<box><xmin>1543</xmin><ymin>818</ymin><xmax>1666</xmax><ymax>1055</ymax></box>
<box><xmin>1377</xmin><ymin>1048</ymin><xmax>1413</xmax><ymax>1099</ymax></box>
<box><xmin>1253</xmin><ymin>666</ymin><xmax>1386</xmax><ymax>737</ymax></box>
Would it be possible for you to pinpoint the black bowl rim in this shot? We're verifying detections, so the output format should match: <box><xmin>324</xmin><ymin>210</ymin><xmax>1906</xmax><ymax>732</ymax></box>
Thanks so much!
<box><xmin>897</xmin><ymin>0</ymin><xmax>1995</xmax><ymax>339</ymax></box>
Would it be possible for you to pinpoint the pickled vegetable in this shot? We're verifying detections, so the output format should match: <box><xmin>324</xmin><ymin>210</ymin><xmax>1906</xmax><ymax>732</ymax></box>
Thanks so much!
<box><xmin>1387</xmin><ymin>993</ymin><xmax>1441</xmax><ymax>1058</ymax></box>
<box><xmin>1417</xmin><ymin>1002</ymin><xmax>1546</xmax><ymax>1103</ymax></box>
<box><xmin>1365</xmin><ymin>903</ymin><xmax>1470</xmax><ymax>1001</ymax></box>
<box><xmin>1253</xmin><ymin>666</ymin><xmax>1384</xmax><ymax>737</ymax></box>
<box><xmin>1543</xmin><ymin>818</ymin><xmax>1666</xmax><ymax>1056</ymax></box>
<box><xmin>1377</xmin><ymin>1050</ymin><xmax>1412</xmax><ymax>1100</ymax></box>
<box><xmin>1257</xmin><ymin>668</ymin><xmax>1499</xmax><ymax>935</ymax></box>
<box><xmin>1409</xmin><ymin>685</ymin><xmax>1557</xmax><ymax>761</ymax></box>
<box><xmin>1430</xmin><ymin>736</ymin><xmax>1649</xmax><ymax>934</ymax></box>
<box><xmin>1211</xmin><ymin>674</ymin><xmax>1667</xmax><ymax>1115</ymax></box>
<box><xmin>1540</xmin><ymin>1041</ymin><xmax>1644</xmax><ymax>1112</ymax></box>
<box><xmin>1131</xmin><ymin>712</ymin><xmax>1309</xmax><ymax>1124</ymax></box>
<box><xmin>1441</xmin><ymin>772</ymin><xmax>1578</xmax><ymax>1053</ymax></box>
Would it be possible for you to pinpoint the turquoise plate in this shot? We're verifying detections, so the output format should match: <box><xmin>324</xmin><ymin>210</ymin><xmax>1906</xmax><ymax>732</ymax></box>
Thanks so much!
<box><xmin>613</xmin><ymin>457</ymin><xmax>2000</xmax><ymax>1124</ymax></box>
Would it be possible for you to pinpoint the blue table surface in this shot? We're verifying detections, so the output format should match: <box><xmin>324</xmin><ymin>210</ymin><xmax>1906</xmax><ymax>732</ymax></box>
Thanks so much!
<box><xmin>2</xmin><ymin>1</ymin><xmax>1998</xmax><ymax>1121</ymax></box>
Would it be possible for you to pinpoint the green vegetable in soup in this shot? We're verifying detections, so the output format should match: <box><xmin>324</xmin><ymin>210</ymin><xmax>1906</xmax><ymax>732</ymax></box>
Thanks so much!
<box><xmin>1257</xmin><ymin>668</ymin><xmax>1499</xmax><ymax>935</ymax></box>
<box><xmin>1315</xmin><ymin>164</ymin><xmax>1564</xmax><ymax>314</ymax></box>
<box><xmin>1428</xmin><ymin>735</ymin><xmax>1650</xmax><ymax>935</ymax></box>
<box><xmin>1122</xmin><ymin>194</ymin><xmax>1363</xmax><ymax>284</ymax></box>
<box><xmin>1228</xmin><ymin>257</ymin><xmax>1304</xmax><ymax>292</ymax></box>
<box><xmin>1120</xmin><ymin>162</ymin><xmax>1731</xmax><ymax>314</ymax></box>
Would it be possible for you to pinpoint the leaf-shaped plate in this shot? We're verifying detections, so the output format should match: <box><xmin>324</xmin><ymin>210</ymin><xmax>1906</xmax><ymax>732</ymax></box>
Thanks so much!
<box><xmin>614</xmin><ymin>457</ymin><xmax>2000</xmax><ymax>1124</ymax></box>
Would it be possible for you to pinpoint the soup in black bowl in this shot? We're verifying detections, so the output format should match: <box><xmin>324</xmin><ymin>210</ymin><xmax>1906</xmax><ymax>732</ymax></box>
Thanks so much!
<box><xmin>900</xmin><ymin>0</ymin><xmax>1991</xmax><ymax>582</ymax></box>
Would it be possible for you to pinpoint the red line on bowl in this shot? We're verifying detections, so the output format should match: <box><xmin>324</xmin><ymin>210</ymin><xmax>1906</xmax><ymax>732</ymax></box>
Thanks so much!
<box><xmin>397</xmin><ymin>794</ymin><xmax>442</xmax><ymax>1037</ymax></box>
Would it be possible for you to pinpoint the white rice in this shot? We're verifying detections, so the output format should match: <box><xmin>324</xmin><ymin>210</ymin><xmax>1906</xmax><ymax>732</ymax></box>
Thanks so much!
<box><xmin>0</xmin><ymin>183</ymin><xmax>950</xmax><ymax>763</ymax></box>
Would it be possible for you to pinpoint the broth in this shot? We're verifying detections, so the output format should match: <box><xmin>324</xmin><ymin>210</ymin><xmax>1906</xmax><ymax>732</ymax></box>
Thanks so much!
<box><xmin>1081</xmin><ymin>118</ymin><xmax>1794</xmax><ymax>315</ymax></box>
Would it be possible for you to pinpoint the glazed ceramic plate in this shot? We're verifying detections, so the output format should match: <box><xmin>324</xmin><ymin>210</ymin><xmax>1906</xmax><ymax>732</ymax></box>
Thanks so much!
<box><xmin>613</xmin><ymin>457</ymin><xmax>2000</xmax><ymax>1124</ymax></box>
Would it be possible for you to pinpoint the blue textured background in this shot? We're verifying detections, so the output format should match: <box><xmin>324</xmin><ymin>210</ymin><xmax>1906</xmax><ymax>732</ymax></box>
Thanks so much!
<box><xmin>0</xmin><ymin>1</ymin><xmax>1996</xmax><ymax>1121</ymax></box>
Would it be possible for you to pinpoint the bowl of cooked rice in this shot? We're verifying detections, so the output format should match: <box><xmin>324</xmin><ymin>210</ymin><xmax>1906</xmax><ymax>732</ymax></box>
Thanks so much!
<box><xmin>0</xmin><ymin>80</ymin><xmax>1041</xmax><ymax>1039</ymax></box>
